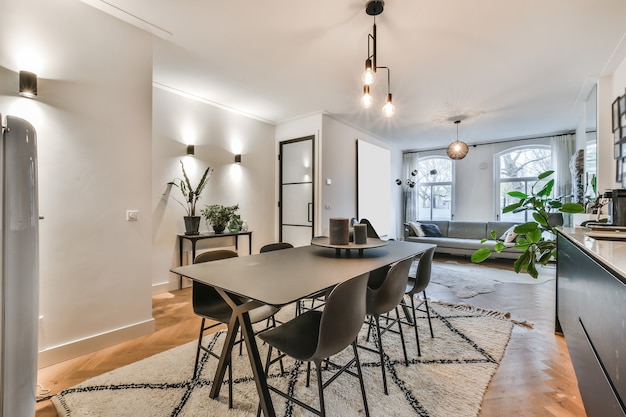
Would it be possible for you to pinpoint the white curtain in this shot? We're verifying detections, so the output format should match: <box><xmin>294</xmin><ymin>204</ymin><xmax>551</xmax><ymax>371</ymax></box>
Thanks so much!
<box><xmin>551</xmin><ymin>134</ymin><xmax>576</xmax><ymax>200</ymax></box>
<box><xmin>402</xmin><ymin>152</ymin><xmax>419</xmax><ymax>222</ymax></box>
<box><xmin>551</xmin><ymin>134</ymin><xmax>576</xmax><ymax>226</ymax></box>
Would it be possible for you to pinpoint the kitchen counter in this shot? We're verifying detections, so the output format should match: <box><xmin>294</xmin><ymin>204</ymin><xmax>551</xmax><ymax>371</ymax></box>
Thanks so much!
<box><xmin>556</xmin><ymin>227</ymin><xmax>626</xmax><ymax>417</ymax></box>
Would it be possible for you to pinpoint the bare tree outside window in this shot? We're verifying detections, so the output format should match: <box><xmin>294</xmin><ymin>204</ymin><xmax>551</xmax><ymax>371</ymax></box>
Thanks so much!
<box><xmin>496</xmin><ymin>147</ymin><xmax>551</xmax><ymax>222</ymax></box>
<box><xmin>416</xmin><ymin>157</ymin><xmax>453</xmax><ymax>220</ymax></box>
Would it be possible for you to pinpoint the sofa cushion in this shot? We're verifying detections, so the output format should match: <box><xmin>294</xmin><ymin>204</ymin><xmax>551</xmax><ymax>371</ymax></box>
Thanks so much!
<box><xmin>406</xmin><ymin>221</ymin><xmax>424</xmax><ymax>237</ymax></box>
<box><xmin>487</xmin><ymin>222</ymin><xmax>519</xmax><ymax>240</ymax></box>
<box><xmin>447</xmin><ymin>222</ymin><xmax>488</xmax><ymax>239</ymax></box>
<box><xmin>420</xmin><ymin>223</ymin><xmax>443</xmax><ymax>237</ymax></box>
<box><xmin>499</xmin><ymin>224</ymin><xmax>519</xmax><ymax>243</ymax></box>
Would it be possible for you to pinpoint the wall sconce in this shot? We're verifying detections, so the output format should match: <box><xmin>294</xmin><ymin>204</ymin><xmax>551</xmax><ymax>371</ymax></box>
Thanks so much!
<box><xmin>186</xmin><ymin>144</ymin><xmax>195</xmax><ymax>156</ymax></box>
<box><xmin>19</xmin><ymin>71</ymin><xmax>37</xmax><ymax>98</ymax></box>
<box><xmin>234</xmin><ymin>154</ymin><xmax>242</xmax><ymax>164</ymax></box>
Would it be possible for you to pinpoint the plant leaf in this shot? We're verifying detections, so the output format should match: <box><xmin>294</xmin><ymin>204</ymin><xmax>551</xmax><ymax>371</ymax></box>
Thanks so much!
<box><xmin>471</xmin><ymin>248</ymin><xmax>492</xmax><ymax>263</ymax></box>
<box><xmin>537</xmin><ymin>170</ymin><xmax>554</xmax><ymax>180</ymax></box>
<box><xmin>507</xmin><ymin>191</ymin><xmax>528</xmax><ymax>199</ymax></box>
<box><xmin>514</xmin><ymin>222</ymin><xmax>538</xmax><ymax>234</ymax></box>
<box><xmin>503</xmin><ymin>202</ymin><xmax>523</xmax><ymax>213</ymax></box>
<box><xmin>560</xmin><ymin>202</ymin><xmax>586</xmax><ymax>213</ymax></box>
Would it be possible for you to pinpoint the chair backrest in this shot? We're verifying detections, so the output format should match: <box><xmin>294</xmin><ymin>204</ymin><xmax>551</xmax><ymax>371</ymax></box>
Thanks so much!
<box><xmin>407</xmin><ymin>246</ymin><xmax>435</xmax><ymax>295</ymax></box>
<box><xmin>366</xmin><ymin>256</ymin><xmax>414</xmax><ymax>316</ymax></box>
<box><xmin>313</xmin><ymin>272</ymin><xmax>370</xmax><ymax>360</ymax></box>
<box><xmin>192</xmin><ymin>250</ymin><xmax>239</xmax><ymax>315</ymax></box>
<box><xmin>259</xmin><ymin>242</ymin><xmax>294</xmax><ymax>253</ymax></box>
<box><xmin>359</xmin><ymin>218</ymin><xmax>380</xmax><ymax>238</ymax></box>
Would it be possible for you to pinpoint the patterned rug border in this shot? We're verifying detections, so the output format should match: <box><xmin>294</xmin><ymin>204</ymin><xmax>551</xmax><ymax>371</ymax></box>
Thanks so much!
<box><xmin>52</xmin><ymin>302</ymin><xmax>515</xmax><ymax>417</ymax></box>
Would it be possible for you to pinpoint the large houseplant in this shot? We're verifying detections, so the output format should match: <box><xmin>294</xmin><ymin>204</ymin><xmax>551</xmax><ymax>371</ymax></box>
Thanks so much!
<box><xmin>168</xmin><ymin>160</ymin><xmax>213</xmax><ymax>234</ymax></box>
<box><xmin>471</xmin><ymin>170</ymin><xmax>585</xmax><ymax>278</ymax></box>
<box><xmin>201</xmin><ymin>204</ymin><xmax>239</xmax><ymax>234</ymax></box>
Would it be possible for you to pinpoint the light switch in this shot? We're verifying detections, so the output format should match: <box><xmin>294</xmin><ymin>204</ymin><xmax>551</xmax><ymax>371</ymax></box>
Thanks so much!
<box><xmin>326</xmin><ymin>178</ymin><xmax>332</xmax><ymax>185</ymax></box>
<box><xmin>126</xmin><ymin>210</ymin><xmax>138</xmax><ymax>221</ymax></box>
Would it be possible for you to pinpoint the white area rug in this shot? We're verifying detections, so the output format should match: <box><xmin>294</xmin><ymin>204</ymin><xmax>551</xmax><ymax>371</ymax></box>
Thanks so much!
<box><xmin>426</xmin><ymin>261</ymin><xmax>556</xmax><ymax>298</ymax></box>
<box><xmin>52</xmin><ymin>303</ymin><xmax>513</xmax><ymax>417</ymax></box>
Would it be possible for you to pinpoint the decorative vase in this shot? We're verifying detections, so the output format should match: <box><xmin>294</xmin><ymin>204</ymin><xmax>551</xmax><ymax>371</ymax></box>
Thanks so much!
<box><xmin>213</xmin><ymin>224</ymin><xmax>226</xmax><ymax>234</ymax></box>
<box><xmin>184</xmin><ymin>216</ymin><xmax>201</xmax><ymax>235</ymax></box>
<box><xmin>241</xmin><ymin>220</ymin><xmax>248</xmax><ymax>231</ymax></box>
<box><xmin>228</xmin><ymin>222</ymin><xmax>241</xmax><ymax>232</ymax></box>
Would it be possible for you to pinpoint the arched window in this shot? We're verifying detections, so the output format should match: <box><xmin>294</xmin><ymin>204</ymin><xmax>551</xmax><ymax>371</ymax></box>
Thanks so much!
<box><xmin>416</xmin><ymin>157</ymin><xmax>453</xmax><ymax>220</ymax></box>
<box><xmin>495</xmin><ymin>146</ymin><xmax>552</xmax><ymax>222</ymax></box>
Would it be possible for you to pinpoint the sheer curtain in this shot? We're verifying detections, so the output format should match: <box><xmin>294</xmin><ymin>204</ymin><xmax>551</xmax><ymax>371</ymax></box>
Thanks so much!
<box><xmin>551</xmin><ymin>134</ymin><xmax>576</xmax><ymax>226</ymax></box>
<box><xmin>551</xmin><ymin>134</ymin><xmax>576</xmax><ymax>199</ymax></box>
<box><xmin>402</xmin><ymin>152</ymin><xmax>419</xmax><ymax>222</ymax></box>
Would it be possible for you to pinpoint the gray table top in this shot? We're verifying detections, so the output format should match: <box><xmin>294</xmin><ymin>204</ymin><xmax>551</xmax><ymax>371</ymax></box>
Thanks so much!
<box><xmin>171</xmin><ymin>240</ymin><xmax>435</xmax><ymax>306</ymax></box>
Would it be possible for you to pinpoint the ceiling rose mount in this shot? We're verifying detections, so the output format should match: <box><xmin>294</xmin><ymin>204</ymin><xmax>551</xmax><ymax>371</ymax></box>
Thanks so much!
<box><xmin>366</xmin><ymin>0</ymin><xmax>384</xmax><ymax>16</ymax></box>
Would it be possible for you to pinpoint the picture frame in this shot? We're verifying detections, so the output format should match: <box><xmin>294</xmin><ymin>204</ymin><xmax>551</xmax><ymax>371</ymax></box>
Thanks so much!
<box><xmin>615</xmin><ymin>127</ymin><xmax>625</xmax><ymax>144</ymax></box>
<box><xmin>613</xmin><ymin>97</ymin><xmax>621</xmax><ymax>132</ymax></box>
<box><xmin>621</xmin><ymin>95</ymin><xmax>626</xmax><ymax>128</ymax></box>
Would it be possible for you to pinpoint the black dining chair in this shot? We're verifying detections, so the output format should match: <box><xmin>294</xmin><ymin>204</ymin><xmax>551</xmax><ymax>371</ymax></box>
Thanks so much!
<box><xmin>359</xmin><ymin>218</ymin><xmax>380</xmax><ymax>239</ymax></box>
<box><xmin>259</xmin><ymin>242</ymin><xmax>294</xmax><ymax>253</ymax></box>
<box><xmin>261</xmin><ymin>241</ymin><xmax>327</xmax><ymax>315</ymax></box>
<box><xmin>402</xmin><ymin>246</ymin><xmax>436</xmax><ymax>357</ymax></box>
<box><xmin>257</xmin><ymin>272</ymin><xmax>371</xmax><ymax>417</ymax></box>
<box><xmin>361</xmin><ymin>256</ymin><xmax>414</xmax><ymax>395</ymax></box>
<box><xmin>192</xmin><ymin>249</ymin><xmax>280</xmax><ymax>409</ymax></box>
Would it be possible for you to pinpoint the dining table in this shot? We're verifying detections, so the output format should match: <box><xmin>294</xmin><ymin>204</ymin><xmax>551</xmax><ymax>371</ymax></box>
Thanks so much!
<box><xmin>170</xmin><ymin>239</ymin><xmax>435</xmax><ymax>417</ymax></box>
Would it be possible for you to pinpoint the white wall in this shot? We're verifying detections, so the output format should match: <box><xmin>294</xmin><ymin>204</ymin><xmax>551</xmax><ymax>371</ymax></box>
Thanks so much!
<box><xmin>320</xmin><ymin>116</ymin><xmax>402</xmax><ymax>239</ymax></box>
<box><xmin>152</xmin><ymin>86</ymin><xmax>277</xmax><ymax>292</ymax></box>
<box><xmin>411</xmin><ymin>137</ymin><xmax>551</xmax><ymax>223</ymax></box>
<box><xmin>0</xmin><ymin>0</ymin><xmax>154</xmax><ymax>366</ymax></box>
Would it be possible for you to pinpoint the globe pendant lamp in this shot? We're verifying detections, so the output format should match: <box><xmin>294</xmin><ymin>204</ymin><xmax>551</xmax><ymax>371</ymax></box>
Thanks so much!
<box><xmin>446</xmin><ymin>120</ymin><xmax>469</xmax><ymax>160</ymax></box>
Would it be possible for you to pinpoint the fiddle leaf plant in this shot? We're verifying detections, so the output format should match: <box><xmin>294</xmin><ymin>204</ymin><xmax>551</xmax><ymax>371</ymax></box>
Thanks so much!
<box><xmin>168</xmin><ymin>160</ymin><xmax>213</xmax><ymax>216</ymax></box>
<box><xmin>471</xmin><ymin>170</ymin><xmax>585</xmax><ymax>278</ymax></box>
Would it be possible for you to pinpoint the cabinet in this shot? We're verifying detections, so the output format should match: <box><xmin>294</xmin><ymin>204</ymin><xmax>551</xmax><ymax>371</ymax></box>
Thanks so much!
<box><xmin>557</xmin><ymin>232</ymin><xmax>626</xmax><ymax>417</ymax></box>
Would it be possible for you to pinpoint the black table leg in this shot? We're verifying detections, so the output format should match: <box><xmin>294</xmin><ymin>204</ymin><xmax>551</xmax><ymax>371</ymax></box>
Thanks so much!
<box><xmin>209</xmin><ymin>311</ymin><xmax>240</xmax><ymax>399</ymax></box>
<box><xmin>178</xmin><ymin>236</ymin><xmax>184</xmax><ymax>289</ymax></box>
<box><xmin>211</xmin><ymin>290</ymin><xmax>276</xmax><ymax>417</ymax></box>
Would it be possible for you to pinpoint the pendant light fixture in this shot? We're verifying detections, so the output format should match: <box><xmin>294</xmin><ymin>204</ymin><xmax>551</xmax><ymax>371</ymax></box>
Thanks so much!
<box><xmin>446</xmin><ymin>120</ymin><xmax>469</xmax><ymax>160</ymax></box>
<box><xmin>360</xmin><ymin>0</ymin><xmax>395</xmax><ymax>118</ymax></box>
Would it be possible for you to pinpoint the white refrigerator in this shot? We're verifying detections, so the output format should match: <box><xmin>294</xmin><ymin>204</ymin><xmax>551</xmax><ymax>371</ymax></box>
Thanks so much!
<box><xmin>0</xmin><ymin>115</ymin><xmax>39</xmax><ymax>417</ymax></box>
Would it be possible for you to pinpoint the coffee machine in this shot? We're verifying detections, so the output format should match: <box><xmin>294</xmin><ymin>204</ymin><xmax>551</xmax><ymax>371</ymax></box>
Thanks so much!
<box><xmin>611</xmin><ymin>189</ymin><xmax>626</xmax><ymax>226</ymax></box>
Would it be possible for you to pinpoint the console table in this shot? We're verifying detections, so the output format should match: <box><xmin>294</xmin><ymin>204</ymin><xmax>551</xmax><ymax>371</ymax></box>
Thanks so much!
<box><xmin>177</xmin><ymin>231</ymin><xmax>253</xmax><ymax>288</ymax></box>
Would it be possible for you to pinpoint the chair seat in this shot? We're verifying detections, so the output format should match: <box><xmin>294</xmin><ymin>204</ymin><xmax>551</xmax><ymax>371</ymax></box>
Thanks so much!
<box><xmin>258</xmin><ymin>310</ymin><xmax>322</xmax><ymax>361</ymax></box>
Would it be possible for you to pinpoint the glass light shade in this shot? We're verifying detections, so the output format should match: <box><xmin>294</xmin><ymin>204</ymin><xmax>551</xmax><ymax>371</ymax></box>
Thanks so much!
<box><xmin>362</xmin><ymin>59</ymin><xmax>375</xmax><ymax>85</ymax></box>
<box><xmin>382</xmin><ymin>93</ymin><xmax>395</xmax><ymax>117</ymax></box>
<box><xmin>361</xmin><ymin>85</ymin><xmax>373</xmax><ymax>108</ymax></box>
<box><xmin>446</xmin><ymin>141</ymin><xmax>469</xmax><ymax>160</ymax></box>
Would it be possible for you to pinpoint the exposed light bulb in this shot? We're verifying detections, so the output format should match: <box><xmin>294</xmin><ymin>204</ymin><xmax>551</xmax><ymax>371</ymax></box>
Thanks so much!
<box><xmin>362</xmin><ymin>59</ymin><xmax>375</xmax><ymax>85</ymax></box>
<box><xmin>382</xmin><ymin>93</ymin><xmax>395</xmax><ymax>117</ymax></box>
<box><xmin>361</xmin><ymin>85</ymin><xmax>373</xmax><ymax>108</ymax></box>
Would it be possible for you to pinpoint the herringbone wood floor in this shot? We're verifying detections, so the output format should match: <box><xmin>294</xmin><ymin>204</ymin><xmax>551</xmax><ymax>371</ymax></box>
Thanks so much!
<box><xmin>35</xmin><ymin>256</ymin><xmax>587</xmax><ymax>417</ymax></box>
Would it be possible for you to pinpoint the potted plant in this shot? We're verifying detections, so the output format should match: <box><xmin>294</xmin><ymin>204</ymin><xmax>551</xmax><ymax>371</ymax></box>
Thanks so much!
<box><xmin>168</xmin><ymin>160</ymin><xmax>213</xmax><ymax>235</ymax></box>
<box><xmin>471</xmin><ymin>170</ymin><xmax>585</xmax><ymax>278</ymax></box>
<box><xmin>228</xmin><ymin>213</ymin><xmax>243</xmax><ymax>232</ymax></box>
<box><xmin>201</xmin><ymin>204</ymin><xmax>239</xmax><ymax>234</ymax></box>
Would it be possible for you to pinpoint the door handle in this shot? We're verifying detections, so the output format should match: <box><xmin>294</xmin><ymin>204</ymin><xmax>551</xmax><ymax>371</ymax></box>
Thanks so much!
<box><xmin>307</xmin><ymin>203</ymin><xmax>313</xmax><ymax>223</ymax></box>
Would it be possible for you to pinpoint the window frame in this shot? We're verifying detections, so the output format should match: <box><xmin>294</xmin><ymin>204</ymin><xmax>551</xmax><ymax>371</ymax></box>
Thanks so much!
<box><xmin>494</xmin><ymin>145</ymin><xmax>552</xmax><ymax>222</ymax></box>
<box><xmin>416</xmin><ymin>156</ymin><xmax>454</xmax><ymax>221</ymax></box>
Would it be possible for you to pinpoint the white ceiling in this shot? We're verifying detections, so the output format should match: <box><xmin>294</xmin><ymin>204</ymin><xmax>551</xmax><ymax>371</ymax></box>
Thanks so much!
<box><xmin>83</xmin><ymin>0</ymin><xmax>626</xmax><ymax>150</ymax></box>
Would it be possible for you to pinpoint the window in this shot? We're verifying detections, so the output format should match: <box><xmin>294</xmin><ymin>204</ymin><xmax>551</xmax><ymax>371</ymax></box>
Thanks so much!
<box><xmin>416</xmin><ymin>157</ymin><xmax>453</xmax><ymax>220</ymax></box>
<box><xmin>495</xmin><ymin>146</ymin><xmax>552</xmax><ymax>222</ymax></box>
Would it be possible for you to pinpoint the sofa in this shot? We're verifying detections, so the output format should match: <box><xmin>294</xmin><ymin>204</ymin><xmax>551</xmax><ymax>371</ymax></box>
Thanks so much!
<box><xmin>403</xmin><ymin>220</ymin><xmax>521</xmax><ymax>260</ymax></box>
